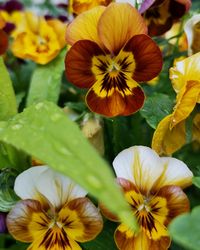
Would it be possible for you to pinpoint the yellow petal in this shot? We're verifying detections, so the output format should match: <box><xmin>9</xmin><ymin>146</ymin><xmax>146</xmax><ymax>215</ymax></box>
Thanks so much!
<box><xmin>98</xmin><ymin>3</ymin><xmax>147</xmax><ymax>54</ymax></box>
<box><xmin>170</xmin><ymin>80</ymin><xmax>200</xmax><ymax>128</ymax></box>
<box><xmin>170</xmin><ymin>52</ymin><xmax>200</xmax><ymax>93</ymax></box>
<box><xmin>58</xmin><ymin>197</ymin><xmax>103</xmax><ymax>242</ymax></box>
<box><xmin>152</xmin><ymin>115</ymin><xmax>186</xmax><ymax>155</ymax></box>
<box><xmin>66</xmin><ymin>6</ymin><xmax>106</xmax><ymax>47</ymax></box>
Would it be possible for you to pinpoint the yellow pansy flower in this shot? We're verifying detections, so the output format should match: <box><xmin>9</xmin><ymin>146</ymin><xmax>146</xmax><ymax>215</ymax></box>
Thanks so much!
<box><xmin>101</xmin><ymin>146</ymin><xmax>192</xmax><ymax>250</ymax></box>
<box><xmin>11</xmin><ymin>12</ymin><xmax>66</xmax><ymax>64</ymax></box>
<box><xmin>7</xmin><ymin>166</ymin><xmax>103</xmax><ymax>250</ymax></box>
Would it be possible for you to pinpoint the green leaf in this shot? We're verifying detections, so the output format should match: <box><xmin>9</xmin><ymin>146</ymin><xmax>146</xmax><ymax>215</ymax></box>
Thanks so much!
<box><xmin>193</xmin><ymin>177</ymin><xmax>200</xmax><ymax>189</ymax></box>
<box><xmin>169</xmin><ymin>206</ymin><xmax>200</xmax><ymax>250</ymax></box>
<box><xmin>0</xmin><ymin>168</ymin><xmax>19</xmax><ymax>212</ymax></box>
<box><xmin>140</xmin><ymin>93</ymin><xmax>174</xmax><ymax>129</ymax></box>
<box><xmin>0</xmin><ymin>57</ymin><xmax>17</xmax><ymax>120</ymax></box>
<box><xmin>26</xmin><ymin>49</ymin><xmax>66</xmax><ymax>106</ymax></box>
<box><xmin>0</xmin><ymin>101</ymin><xmax>138</xmax><ymax>231</ymax></box>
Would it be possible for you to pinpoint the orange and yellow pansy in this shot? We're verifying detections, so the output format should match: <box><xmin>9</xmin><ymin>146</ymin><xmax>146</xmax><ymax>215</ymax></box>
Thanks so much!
<box><xmin>0</xmin><ymin>14</ymin><xmax>8</xmax><ymax>55</ymax></box>
<box><xmin>7</xmin><ymin>166</ymin><xmax>103</xmax><ymax>250</ymax></box>
<box><xmin>11</xmin><ymin>12</ymin><xmax>66</xmax><ymax>64</ymax></box>
<box><xmin>69</xmin><ymin>0</ymin><xmax>112</xmax><ymax>15</ymax></box>
<box><xmin>101</xmin><ymin>146</ymin><xmax>192</xmax><ymax>250</ymax></box>
<box><xmin>152</xmin><ymin>53</ymin><xmax>200</xmax><ymax>155</ymax></box>
<box><xmin>65</xmin><ymin>3</ymin><xmax>162</xmax><ymax>117</ymax></box>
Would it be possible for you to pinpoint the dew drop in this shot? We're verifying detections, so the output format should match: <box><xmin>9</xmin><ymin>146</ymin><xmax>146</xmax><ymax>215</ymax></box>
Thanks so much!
<box><xmin>50</xmin><ymin>113</ymin><xmax>62</xmax><ymax>122</ymax></box>
<box><xmin>35</xmin><ymin>102</ymin><xmax>44</xmax><ymax>110</ymax></box>
<box><xmin>11</xmin><ymin>124</ymin><xmax>22</xmax><ymax>130</ymax></box>
<box><xmin>87</xmin><ymin>175</ymin><xmax>102</xmax><ymax>189</ymax></box>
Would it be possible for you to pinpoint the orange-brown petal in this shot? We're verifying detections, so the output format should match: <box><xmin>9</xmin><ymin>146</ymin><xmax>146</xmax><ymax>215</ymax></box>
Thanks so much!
<box><xmin>65</xmin><ymin>40</ymin><xmax>104</xmax><ymax>88</ymax></box>
<box><xmin>86</xmin><ymin>78</ymin><xmax>145</xmax><ymax>117</ymax></box>
<box><xmin>123</xmin><ymin>34</ymin><xmax>162</xmax><ymax>82</ymax></box>
<box><xmin>58</xmin><ymin>197</ymin><xmax>103</xmax><ymax>242</ymax></box>
<box><xmin>7</xmin><ymin>199</ymin><xmax>50</xmax><ymax>243</ymax></box>
<box><xmin>157</xmin><ymin>185</ymin><xmax>190</xmax><ymax>225</ymax></box>
<box><xmin>66</xmin><ymin>6</ymin><xmax>106</xmax><ymax>47</ymax></box>
<box><xmin>115</xmin><ymin>229</ymin><xmax>170</xmax><ymax>250</ymax></box>
<box><xmin>0</xmin><ymin>29</ymin><xmax>8</xmax><ymax>55</ymax></box>
<box><xmin>98</xmin><ymin>3</ymin><xmax>147</xmax><ymax>55</ymax></box>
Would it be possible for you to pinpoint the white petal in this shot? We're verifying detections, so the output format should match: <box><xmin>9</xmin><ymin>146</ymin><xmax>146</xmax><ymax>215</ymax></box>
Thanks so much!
<box><xmin>14</xmin><ymin>166</ymin><xmax>48</xmax><ymax>199</ymax></box>
<box><xmin>113</xmin><ymin>146</ymin><xmax>164</xmax><ymax>193</ymax></box>
<box><xmin>35</xmin><ymin>167</ymin><xmax>87</xmax><ymax>208</ymax></box>
<box><xmin>156</xmin><ymin>157</ymin><xmax>193</xmax><ymax>189</ymax></box>
<box><xmin>184</xmin><ymin>14</ymin><xmax>200</xmax><ymax>56</ymax></box>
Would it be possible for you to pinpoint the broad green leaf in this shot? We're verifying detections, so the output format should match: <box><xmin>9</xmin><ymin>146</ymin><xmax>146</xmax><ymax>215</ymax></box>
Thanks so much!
<box><xmin>0</xmin><ymin>168</ymin><xmax>19</xmax><ymax>212</ymax></box>
<box><xmin>193</xmin><ymin>177</ymin><xmax>200</xmax><ymax>189</ymax></box>
<box><xmin>169</xmin><ymin>206</ymin><xmax>200</xmax><ymax>250</ymax></box>
<box><xmin>140</xmin><ymin>93</ymin><xmax>174</xmax><ymax>129</ymax></box>
<box><xmin>0</xmin><ymin>101</ymin><xmax>138</xmax><ymax>231</ymax></box>
<box><xmin>0</xmin><ymin>57</ymin><xmax>17</xmax><ymax>120</ymax></box>
<box><xmin>26</xmin><ymin>49</ymin><xmax>66</xmax><ymax>106</ymax></box>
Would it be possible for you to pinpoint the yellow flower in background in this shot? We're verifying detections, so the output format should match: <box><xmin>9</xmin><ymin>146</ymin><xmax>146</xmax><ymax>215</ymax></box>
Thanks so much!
<box><xmin>7</xmin><ymin>166</ymin><xmax>103</xmax><ymax>250</ymax></box>
<box><xmin>11</xmin><ymin>12</ymin><xmax>67</xmax><ymax>64</ymax></box>
<box><xmin>101</xmin><ymin>146</ymin><xmax>192</xmax><ymax>250</ymax></box>
<box><xmin>152</xmin><ymin>53</ymin><xmax>200</xmax><ymax>155</ymax></box>
<box><xmin>69</xmin><ymin>0</ymin><xmax>112</xmax><ymax>15</ymax></box>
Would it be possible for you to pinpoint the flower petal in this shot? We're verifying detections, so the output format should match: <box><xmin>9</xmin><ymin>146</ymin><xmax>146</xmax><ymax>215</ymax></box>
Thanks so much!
<box><xmin>123</xmin><ymin>34</ymin><xmax>162</xmax><ymax>82</ymax></box>
<box><xmin>15</xmin><ymin>166</ymin><xmax>87</xmax><ymax>209</ymax></box>
<box><xmin>98</xmin><ymin>3</ymin><xmax>147</xmax><ymax>54</ymax></box>
<box><xmin>157</xmin><ymin>185</ymin><xmax>190</xmax><ymax>225</ymax></box>
<box><xmin>113</xmin><ymin>146</ymin><xmax>164</xmax><ymax>194</ymax></box>
<box><xmin>14</xmin><ymin>166</ymin><xmax>48</xmax><ymax>201</ymax></box>
<box><xmin>65</xmin><ymin>40</ymin><xmax>103</xmax><ymax>88</ymax></box>
<box><xmin>66</xmin><ymin>6</ymin><xmax>106</xmax><ymax>47</ymax></box>
<box><xmin>115</xmin><ymin>228</ymin><xmax>170</xmax><ymax>250</ymax></box>
<box><xmin>58</xmin><ymin>197</ymin><xmax>103</xmax><ymax>242</ymax></box>
<box><xmin>184</xmin><ymin>14</ymin><xmax>200</xmax><ymax>55</ymax></box>
<box><xmin>35</xmin><ymin>167</ymin><xmax>87</xmax><ymax>209</ymax></box>
<box><xmin>7</xmin><ymin>199</ymin><xmax>49</xmax><ymax>242</ymax></box>
<box><xmin>0</xmin><ymin>29</ymin><xmax>8</xmax><ymax>55</ymax></box>
<box><xmin>72</xmin><ymin>0</ymin><xmax>111</xmax><ymax>15</ymax></box>
<box><xmin>153</xmin><ymin>157</ymin><xmax>193</xmax><ymax>189</ymax></box>
<box><xmin>152</xmin><ymin>115</ymin><xmax>186</xmax><ymax>155</ymax></box>
<box><xmin>28</xmin><ymin>234</ymin><xmax>82</xmax><ymax>250</ymax></box>
<box><xmin>86</xmin><ymin>78</ymin><xmax>145</xmax><ymax>117</ymax></box>
<box><xmin>170</xmin><ymin>80</ymin><xmax>200</xmax><ymax>128</ymax></box>
<box><xmin>170</xmin><ymin>52</ymin><xmax>200</xmax><ymax>93</ymax></box>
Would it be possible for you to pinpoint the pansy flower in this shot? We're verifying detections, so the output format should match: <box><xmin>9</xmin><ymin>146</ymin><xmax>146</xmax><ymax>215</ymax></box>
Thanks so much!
<box><xmin>0</xmin><ymin>14</ymin><xmax>8</xmax><ymax>55</ymax></box>
<box><xmin>7</xmin><ymin>166</ymin><xmax>103</xmax><ymax>250</ymax></box>
<box><xmin>152</xmin><ymin>53</ymin><xmax>200</xmax><ymax>155</ymax></box>
<box><xmin>65</xmin><ymin>3</ymin><xmax>162</xmax><ymax>117</ymax></box>
<box><xmin>140</xmin><ymin>0</ymin><xmax>191</xmax><ymax>36</ymax></box>
<box><xmin>101</xmin><ymin>146</ymin><xmax>192</xmax><ymax>250</ymax></box>
<box><xmin>11</xmin><ymin>12</ymin><xmax>67</xmax><ymax>64</ymax></box>
<box><xmin>184</xmin><ymin>14</ymin><xmax>200</xmax><ymax>55</ymax></box>
<box><xmin>69</xmin><ymin>0</ymin><xmax>112</xmax><ymax>15</ymax></box>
